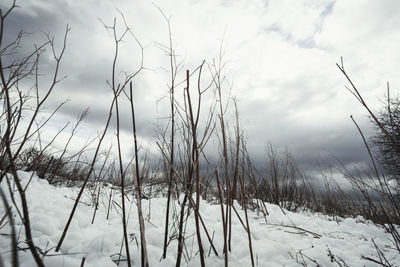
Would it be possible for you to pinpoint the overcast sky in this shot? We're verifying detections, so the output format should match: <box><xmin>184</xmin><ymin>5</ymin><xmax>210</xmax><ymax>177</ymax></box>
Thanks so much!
<box><xmin>3</xmin><ymin>0</ymin><xmax>400</xmax><ymax>175</ymax></box>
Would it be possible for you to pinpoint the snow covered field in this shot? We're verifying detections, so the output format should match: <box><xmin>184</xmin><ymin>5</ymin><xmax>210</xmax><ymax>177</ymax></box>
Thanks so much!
<box><xmin>1</xmin><ymin>171</ymin><xmax>399</xmax><ymax>266</ymax></box>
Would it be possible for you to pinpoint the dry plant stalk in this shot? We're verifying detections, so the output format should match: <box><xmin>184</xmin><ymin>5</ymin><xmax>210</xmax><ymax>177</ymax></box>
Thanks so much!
<box><xmin>234</xmin><ymin>99</ymin><xmax>255</xmax><ymax>267</ymax></box>
<box><xmin>185</xmin><ymin>69</ymin><xmax>205</xmax><ymax>267</ymax></box>
<box><xmin>215</xmin><ymin>170</ymin><xmax>228</xmax><ymax>267</ymax></box>
<box><xmin>338</xmin><ymin>58</ymin><xmax>400</xmax><ymax>264</ymax></box>
<box><xmin>129</xmin><ymin>82</ymin><xmax>149</xmax><ymax>267</ymax></box>
<box><xmin>114</xmin><ymin>83</ymin><xmax>131</xmax><ymax>266</ymax></box>
<box><xmin>154</xmin><ymin>6</ymin><xmax>178</xmax><ymax>258</ymax></box>
<box><xmin>0</xmin><ymin>187</ymin><xmax>18</xmax><ymax>267</ymax></box>
<box><xmin>211</xmin><ymin>51</ymin><xmax>234</xmax><ymax>253</ymax></box>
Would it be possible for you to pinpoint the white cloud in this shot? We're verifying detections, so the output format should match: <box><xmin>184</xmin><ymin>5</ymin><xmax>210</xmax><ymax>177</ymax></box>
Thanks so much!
<box><xmin>264</xmin><ymin>0</ymin><xmax>335</xmax><ymax>41</ymax></box>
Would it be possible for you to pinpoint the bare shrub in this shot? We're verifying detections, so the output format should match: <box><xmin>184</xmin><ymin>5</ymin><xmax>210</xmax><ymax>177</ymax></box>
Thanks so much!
<box><xmin>337</xmin><ymin>58</ymin><xmax>400</xmax><ymax>266</ymax></box>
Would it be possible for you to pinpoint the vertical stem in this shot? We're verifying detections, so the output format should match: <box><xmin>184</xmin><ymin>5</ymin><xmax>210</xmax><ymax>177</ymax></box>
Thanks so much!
<box><xmin>240</xmin><ymin>141</ymin><xmax>255</xmax><ymax>267</ymax></box>
<box><xmin>91</xmin><ymin>184</ymin><xmax>101</xmax><ymax>224</ymax></box>
<box><xmin>215</xmin><ymin>170</ymin><xmax>228</xmax><ymax>267</ymax></box>
<box><xmin>217</xmin><ymin>80</ymin><xmax>232</xmax><ymax>252</ymax></box>
<box><xmin>114</xmin><ymin>93</ymin><xmax>132</xmax><ymax>267</ymax></box>
<box><xmin>130</xmin><ymin>82</ymin><xmax>149</xmax><ymax>267</ymax></box>
<box><xmin>232</xmin><ymin>100</ymin><xmax>240</xmax><ymax>201</ymax></box>
<box><xmin>0</xmin><ymin>187</ymin><xmax>18</xmax><ymax>267</ymax></box>
<box><xmin>185</xmin><ymin>70</ymin><xmax>205</xmax><ymax>267</ymax></box>
<box><xmin>163</xmin><ymin>47</ymin><xmax>175</xmax><ymax>260</ymax></box>
<box><xmin>176</xmin><ymin>194</ymin><xmax>188</xmax><ymax>267</ymax></box>
<box><xmin>106</xmin><ymin>187</ymin><xmax>113</xmax><ymax>220</ymax></box>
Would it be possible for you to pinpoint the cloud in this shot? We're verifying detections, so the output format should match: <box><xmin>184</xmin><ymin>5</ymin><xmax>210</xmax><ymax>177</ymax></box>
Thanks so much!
<box><xmin>3</xmin><ymin>0</ymin><xmax>400</xmax><ymax>172</ymax></box>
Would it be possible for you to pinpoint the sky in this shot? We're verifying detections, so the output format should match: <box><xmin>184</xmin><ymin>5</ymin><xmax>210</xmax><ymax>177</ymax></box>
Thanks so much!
<box><xmin>2</xmin><ymin>0</ymin><xmax>400</xmax><ymax>176</ymax></box>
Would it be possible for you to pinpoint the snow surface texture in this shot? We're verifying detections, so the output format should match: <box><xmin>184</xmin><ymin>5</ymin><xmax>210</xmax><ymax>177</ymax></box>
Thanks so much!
<box><xmin>0</xmin><ymin>171</ymin><xmax>399</xmax><ymax>266</ymax></box>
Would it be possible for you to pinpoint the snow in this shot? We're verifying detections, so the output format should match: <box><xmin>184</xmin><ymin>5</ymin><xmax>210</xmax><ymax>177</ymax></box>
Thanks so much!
<box><xmin>0</xmin><ymin>171</ymin><xmax>399</xmax><ymax>266</ymax></box>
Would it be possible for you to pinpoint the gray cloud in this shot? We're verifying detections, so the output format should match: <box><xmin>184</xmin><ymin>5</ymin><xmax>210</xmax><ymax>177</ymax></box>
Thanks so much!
<box><xmin>3</xmin><ymin>0</ymin><xmax>399</xmax><ymax>175</ymax></box>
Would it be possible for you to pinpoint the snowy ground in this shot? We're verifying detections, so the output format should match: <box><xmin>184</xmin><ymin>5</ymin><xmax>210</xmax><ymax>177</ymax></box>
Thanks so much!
<box><xmin>0</xmin><ymin>171</ymin><xmax>399</xmax><ymax>266</ymax></box>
